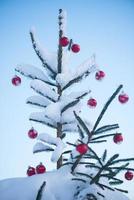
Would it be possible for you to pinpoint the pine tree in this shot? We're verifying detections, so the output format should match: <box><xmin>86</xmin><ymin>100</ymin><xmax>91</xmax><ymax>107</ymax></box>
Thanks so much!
<box><xmin>11</xmin><ymin>9</ymin><xmax>134</xmax><ymax>200</ymax></box>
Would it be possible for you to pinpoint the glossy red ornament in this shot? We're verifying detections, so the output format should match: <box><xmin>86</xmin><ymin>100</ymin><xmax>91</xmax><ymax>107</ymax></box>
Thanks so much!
<box><xmin>95</xmin><ymin>70</ymin><xmax>105</xmax><ymax>80</ymax></box>
<box><xmin>59</xmin><ymin>37</ymin><xmax>69</xmax><ymax>47</ymax></box>
<box><xmin>71</xmin><ymin>44</ymin><xmax>80</xmax><ymax>53</ymax></box>
<box><xmin>76</xmin><ymin>144</ymin><xmax>88</xmax><ymax>154</ymax></box>
<box><xmin>12</xmin><ymin>76</ymin><xmax>21</xmax><ymax>86</ymax></box>
<box><xmin>28</xmin><ymin>128</ymin><xmax>38</xmax><ymax>139</ymax></box>
<box><xmin>27</xmin><ymin>166</ymin><xmax>36</xmax><ymax>176</ymax></box>
<box><xmin>125</xmin><ymin>171</ymin><xmax>134</xmax><ymax>180</ymax></box>
<box><xmin>118</xmin><ymin>93</ymin><xmax>129</xmax><ymax>104</ymax></box>
<box><xmin>87</xmin><ymin>98</ymin><xmax>97</xmax><ymax>108</ymax></box>
<box><xmin>113</xmin><ymin>133</ymin><xmax>123</xmax><ymax>144</ymax></box>
<box><xmin>36</xmin><ymin>163</ymin><xmax>46</xmax><ymax>174</ymax></box>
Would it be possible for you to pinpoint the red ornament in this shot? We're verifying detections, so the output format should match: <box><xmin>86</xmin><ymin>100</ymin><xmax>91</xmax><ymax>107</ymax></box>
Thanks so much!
<box><xmin>87</xmin><ymin>98</ymin><xmax>97</xmax><ymax>108</ymax></box>
<box><xmin>71</xmin><ymin>44</ymin><xmax>80</xmax><ymax>53</ymax></box>
<box><xmin>76</xmin><ymin>144</ymin><xmax>88</xmax><ymax>154</ymax></box>
<box><xmin>27</xmin><ymin>166</ymin><xmax>36</xmax><ymax>176</ymax></box>
<box><xmin>113</xmin><ymin>133</ymin><xmax>123</xmax><ymax>144</ymax></box>
<box><xmin>95</xmin><ymin>70</ymin><xmax>105</xmax><ymax>80</ymax></box>
<box><xmin>12</xmin><ymin>76</ymin><xmax>21</xmax><ymax>86</ymax></box>
<box><xmin>125</xmin><ymin>171</ymin><xmax>134</xmax><ymax>180</ymax></box>
<box><xmin>59</xmin><ymin>37</ymin><xmax>69</xmax><ymax>47</ymax></box>
<box><xmin>118</xmin><ymin>93</ymin><xmax>129</xmax><ymax>104</ymax></box>
<box><xmin>28</xmin><ymin>128</ymin><xmax>38</xmax><ymax>139</ymax></box>
<box><xmin>36</xmin><ymin>163</ymin><xmax>46</xmax><ymax>174</ymax></box>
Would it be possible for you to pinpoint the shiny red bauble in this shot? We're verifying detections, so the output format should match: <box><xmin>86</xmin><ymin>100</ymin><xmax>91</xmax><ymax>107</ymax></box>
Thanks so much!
<box><xmin>12</xmin><ymin>76</ymin><xmax>21</xmax><ymax>86</ymax></box>
<box><xmin>76</xmin><ymin>144</ymin><xmax>88</xmax><ymax>154</ymax></box>
<box><xmin>125</xmin><ymin>171</ymin><xmax>134</xmax><ymax>180</ymax></box>
<box><xmin>28</xmin><ymin>128</ymin><xmax>38</xmax><ymax>139</ymax></box>
<box><xmin>59</xmin><ymin>37</ymin><xmax>69</xmax><ymax>47</ymax></box>
<box><xmin>71</xmin><ymin>44</ymin><xmax>80</xmax><ymax>53</ymax></box>
<box><xmin>95</xmin><ymin>70</ymin><xmax>105</xmax><ymax>80</ymax></box>
<box><xmin>87</xmin><ymin>98</ymin><xmax>97</xmax><ymax>108</ymax></box>
<box><xmin>27</xmin><ymin>166</ymin><xmax>36</xmax><ymax>176</ymax></box>
<box><xmin>36</xmin><ymin>163</ymin><xmax>46</xmax><ymax>174</ymax></box>
<box><xmin>118</xmin><ymin>93</ymin><xmax>129</xmax><ymax>104</ymax></box>
<box><xmin>113</xmin><ymin>133</ymin><xmax>123</xmax><ymax>144</ymax></box>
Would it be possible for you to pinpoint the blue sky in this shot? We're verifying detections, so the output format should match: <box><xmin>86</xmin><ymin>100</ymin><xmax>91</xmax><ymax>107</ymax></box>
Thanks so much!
<box><xmin>0</xmin><ymin>0</ymin><xmax>134</xmax><ymax>198</ymax></box>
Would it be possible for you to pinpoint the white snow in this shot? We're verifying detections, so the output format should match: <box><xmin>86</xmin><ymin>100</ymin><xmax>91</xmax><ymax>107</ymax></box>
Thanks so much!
<box><xmin>0</xmin><ymin>166</ymin><xmax>130</xmax><ymax>200</ymax></box>
<box><xmin>56</xmin><ymin>55</ymin><xmax>97</xmax><ymax>89</ymax></box>
<box><xmin>26</xmin><ymin>95</ymin><xmax>51</xmax><ymax>108</ymax></box>
<box><xmin>30</xmin><ymin>112</ymin><xmax>57</xmax><ymax>128</ymax></box>
<box><xmin>15</xmin><ymin>64</ymin><xmax>56</xmax><ymax>85</ymax></box>
<box><xmin>30</xmin><ymin>79</ymin><xmax>58</xmax><ymax>102</ymax></box>
<box><xmin>33</xmin><ymin>142</ymin><xmax>53</xmax><ymax>153</ymax></box>
<box><xmin>37</xmin><ymin>133</ymin><xmax>66</xmax><ymax>162</ymax></box>
<box><xmin>30</xmin><ymin>28</ymin><xmax>57</xmax><ymax>74</ymax></box>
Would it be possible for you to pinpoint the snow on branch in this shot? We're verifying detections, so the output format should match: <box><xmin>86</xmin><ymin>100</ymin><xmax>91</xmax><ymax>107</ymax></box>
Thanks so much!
<box><xmin>30</xmin><ymin>28</ymin><xmax>57</xmax><ymax>78</ymax></box>
<box><xmin>26</xmin><ymin>95</ymin><xmax>51</xmax><ymax>108</ymax></box>
<box><xmin>31</xmin><ymin>80</ymin><xmax>58</xmax><ymax>102</ymax></box>
<box><xmin>37</xmin><ymin>133</ymin><xmax>66</xmax><ymax>162</ymax></box>
<box><xmin>60</xmin><ymin>55</ymin><xmax>97</xmax><ymax>91</ymax></box>
<box><xmin>59</xmin><ymin>9</ymin><xmax>67</xmax><ymax>35</ymax></box>
<box><xmin>30</xmin><ymin>112</ymin><xmax>57</xmax><ymax>128</ymax></box>
<box><xmin>15</xmin><ymin>64</ymin><xmax>57</xmax><ymax>86</ymax></box>
<box><xmin>33</xmin><ymin>142</ymin><xmax>53</xmax><ymax>153</ymax></box>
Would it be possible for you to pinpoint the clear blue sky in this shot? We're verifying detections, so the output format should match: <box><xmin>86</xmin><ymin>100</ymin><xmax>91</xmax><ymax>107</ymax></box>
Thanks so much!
<box><xmin>0</xmin><ymin>0</ymin><xmax>134</xmax><ymax>198</ymax></box>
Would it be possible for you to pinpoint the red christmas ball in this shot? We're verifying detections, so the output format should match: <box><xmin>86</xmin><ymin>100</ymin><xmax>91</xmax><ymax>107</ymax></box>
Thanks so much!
<box><xmin>87</xmin><ymin>98</ymin><xmax>97</xmax><ymax>108</ymax></box>
<box><xmin>118</xmin><ymin>93</ymin><xmax>129</xmax><ymax>104</ymax></box>
<box><xmin>12</xmin><ymin>76</ymin><xmax>21</xmax><ymax>86</ymax></box>
<box><xmin>95</xmin><ymin>70</ymin><xmax>105</xmax><ymax>80</ymax></box>
<box><xmin>125</xmin><ymin>171</ymin><xmax>134</xmax><ymax>181</ymax></box>
<box><xmin>76</xmin><ymin>144</ymin><xmax>88</xmax><ymax>154</ymax></box>
<box><xmin>27</xmin><ymin>166</ymin><xmax>36</xmax><ymax>176</ymax></box>
<box><xmin>59</xmin><ymin>37</ymin><xmax>69</xmax><ymax>47</ymax></box>
<box><xmin>71</xmin><ymin>44</ymin><xmax>80</xmax><ymax>53</ymax></box>
<box><xmin>28</xmin><ymin>128</ymin><xmax>38</xmax><ymax>139</ymax></box>
<box><xmin>113</xmin><ymin>133</ymin><xmax>123</xmax><ymax>144</ymax></box>
<box><xmin>36</xmin><ymin>163</ymin><xmax>46</xmax><ymax>174</ymax></box>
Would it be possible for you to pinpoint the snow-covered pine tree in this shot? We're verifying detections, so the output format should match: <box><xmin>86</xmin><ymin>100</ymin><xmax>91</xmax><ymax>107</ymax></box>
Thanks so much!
<box><xmin>0</xmin><ymin>9</ymin><xmax>133</xmax><ymax>200</ymax></box>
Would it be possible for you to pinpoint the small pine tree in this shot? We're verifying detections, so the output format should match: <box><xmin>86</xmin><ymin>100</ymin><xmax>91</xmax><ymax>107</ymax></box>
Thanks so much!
<box><xmin>12</xmin><ymin>9</ymin><xmax>134</xmax><ymax>200</ymax></box>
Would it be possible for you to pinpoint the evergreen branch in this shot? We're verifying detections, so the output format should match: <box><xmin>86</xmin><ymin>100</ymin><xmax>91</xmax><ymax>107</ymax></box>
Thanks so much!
<box><xmin>88</xmin><ymin>147</ymin><xmax>103</xmax><ymax>167</ymax></box>
<box><xmin>91</xmin><ymin>133</ymin><xmax>116</xmax><ymax>141</ymax></box>
<box><xmin>33</xmin><ymin>148</ymin><xmax>54</xmax><ymax>154</ymax></box>
<box><xmin>31</xmin><ymin>85</ymin><xmax>56</xmax><ymax>102</ymax></box>
<box><xmin>62</xmin><ymin>71</ymin><xmax>92</xmax><ymax>91</ymax></box>
<box><xmin>76</xmin><ymin>172</ymin><xmax>93</xmax><ymax>179</ymax></box>
<box><xmin>26</xmin><ymin>101</ymin><xmax>47</xmax><ymax>108</ymax></box>
<box><xmin>68</xmin><ymin>39</ymin><xmax>73</xmax><ymax>50</ymax></box>
<box><xmin>112</xmin><ymin>163</ymin><xmax>129</xmax><ymax>176</ymax></box>
<box><xmin>36</xmin><ymin>181</ymin><xmax>46</xmax><ymax>200</ymax></box>
<box><xmin>66</xmin><ymin>142</ymin><xmax>77</xmax><ymax>147</ymax></box>
<box><xmin>97</xmin><ymin>192</ymin><xmax>105</xmax><ymax>198</ymax></box>
<box><xmin>110</xmin><ymin>167</ymin><xmax>134</xmax><ymax>171</ymax></box>
<box><xmin>72</xmin><ymin>178</ymin><xmax>86</xmax><ymax>183</ymax></box>
<box><xmin>29</xmin><ymin>118</ymin><xmax>56</xmax><ymax>129</ymax></box>
<box><xmin>89</xmin><ymin>140</ymin><xmax>107</xmax><ymax>143</ymax></box>
<box><xmin>30</xmin><ymin>31</ymin><xmax>56</xmax><ymax>78</ymax></box>
<box><xmin>97</xmin><ymin>183</ymin><xmax>115</xmax><ymax>191</ymax></box>
<box><xmin>58</xmin><ymin>9</ymin><xmax>63</xmax><ymax>74</ymax></box>
<box><xmin>74</xmin><ymin>111</ymin><xmax>92</xmax><ymax>138</ymax></box>
<box><xmin>92</xmin><ymin>85</ymin><xmax>123</xmax><ymax>132</ymax></box>
<box><xmin>77</xmin><ymin>125</ymin><xmax>85</xmax><ymax>139</ymax></box>
<box><xmin>102</xmin><ymin>150</ymin><xmax>107</xmax><ymax>162</ymax></box>
<box><xmin>61</xmin><ymin>99</ymin><xmax>79</xmax><ymax>113</ymax></box>
<box><xmin>71</xmin><ymin>154</ymin><xmax>83</xmax><ymax>173</ymax></box>
<box><xmin>111</xmin><ymin>158</ymin><xmax>134</xmax><ymax>165</ymax></box>
<box><xmin>15</xmin><ymin>68</ymin><xmax>57</xmax><ymax>86</ymax></box>
<box><xmin>94</xmin><ymin>124</ymin><xmax>119</xmax><ymax>134</ymax></box>
<box><xmin>114</xmin><ymin>188</ymin><xmax>128</xmax><ymax>193</ymax></box>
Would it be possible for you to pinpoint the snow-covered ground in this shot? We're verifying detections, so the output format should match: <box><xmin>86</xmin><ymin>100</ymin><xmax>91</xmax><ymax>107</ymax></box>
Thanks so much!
<box><xmin>0</xmin><ymin>166</ymin><xmax>130</xmax><ymax>200</ymax></box>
